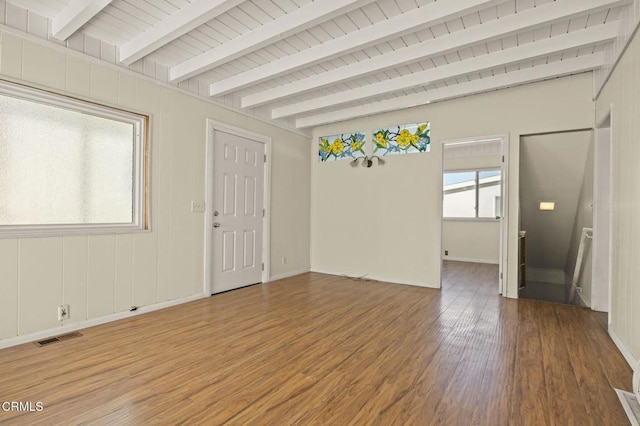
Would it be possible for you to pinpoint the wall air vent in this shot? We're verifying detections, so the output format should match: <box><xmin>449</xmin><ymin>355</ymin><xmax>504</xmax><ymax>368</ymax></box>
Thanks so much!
<box><xmin>34</xmin><ymin>331</ymin><xmax>82</xmax><ymax>347</ymax></box>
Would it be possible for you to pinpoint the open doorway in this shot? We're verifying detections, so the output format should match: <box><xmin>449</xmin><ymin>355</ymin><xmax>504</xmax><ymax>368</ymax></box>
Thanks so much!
<box><xmin>440</xmin><ymin>135</ymin><xmax>509</xmax><ymax>295</ymax></box>
<box><xmin>518</xmin><ymin>130</ymin><xmax>593</xmax><ymax>305</ymax></box>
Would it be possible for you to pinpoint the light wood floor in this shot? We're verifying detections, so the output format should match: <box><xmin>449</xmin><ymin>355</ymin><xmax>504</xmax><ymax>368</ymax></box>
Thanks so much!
<box><xmin>0</xmin><ymin>261</ymin><xmax>633</xmax><ymax>425</ymax></box>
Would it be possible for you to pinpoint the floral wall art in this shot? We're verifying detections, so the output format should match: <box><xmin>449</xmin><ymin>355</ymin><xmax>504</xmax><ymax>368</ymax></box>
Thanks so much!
<box><xmin>373</xmin><ymin>122</ymin><xmax>430</xmax><ymax>156</ymax></box>
<box><xmin>318</xmin><ymin>132</ymin><xmax>366</xmax><ymax>162</ymax></box>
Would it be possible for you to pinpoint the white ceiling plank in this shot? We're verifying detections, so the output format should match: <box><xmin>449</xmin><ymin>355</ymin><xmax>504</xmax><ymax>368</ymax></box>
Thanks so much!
<box><xmin>242</xmin><ymin>0</ymin><xmax>627</xmax><ymax>108</ymax></box>
<box><xmin>169</xmin><ymin>0</ymin><xmax>374</xmax><ymax>82</ymax></box>
<box><xmin>296</xmin><ymin>53</ymin><xmax>604</xmax><ymax>128</ymax></box>
<box><xmin>273</xmin><ymin>22</ymin><xmax>618</xmax><ymax>118</ymax></box>
<box><xmin>210</xmin><ymin>0</ymin><xmax>508</xmax><ymax>96</ymax></box>
<box><xmin>118</xmin><ymin>0</ymin><xmax>245</xmax><ymax>65</ymax></box>
<box><xmin>51</xmin><ymin>0</ymin><xmax>113</xmax><ymax>40</ymax></box>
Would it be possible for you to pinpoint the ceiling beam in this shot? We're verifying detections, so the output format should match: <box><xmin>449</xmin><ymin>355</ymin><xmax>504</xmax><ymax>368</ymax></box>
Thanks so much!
<box><xmin>273</xmin><ymin>22</ymin><xmax>618</xmax><ymax>119</ymax></box>
<box><xmin>119</xmin><ymin>0</ymin><xmax>244</xmax><ymax>66</ymax></box>
<box><xmin>243</xmin><ymin>0</ymin><xmax>630</xmax><ymax>109</ymax></box>
<box><xmin>296</xmin><ymin>53</ymin><xmax>604</xmax><ymax>128</ymax></box>
<box><xmin>170</xmin><ymin>0</ymin><xmax>374</xmax><ymax>83</ymax></box>
<box><xmin>209</xmin><ymin>0</ymin><xmax>506</xmax><ymax>96</ymax></box>
<box><xmin>51</xmin><ymin>0</ymin><xmax>112</xmax><ymax>41</ymax></box>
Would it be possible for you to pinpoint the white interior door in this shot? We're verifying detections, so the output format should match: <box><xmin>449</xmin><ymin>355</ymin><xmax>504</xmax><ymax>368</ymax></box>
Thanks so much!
<box><xmin>212</xmin><ymin>130</ymin><xmax>265</xmax><ymax>293</ymax></box>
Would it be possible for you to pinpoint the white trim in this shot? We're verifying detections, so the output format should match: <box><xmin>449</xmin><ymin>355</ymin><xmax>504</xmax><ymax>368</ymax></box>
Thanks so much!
<box><xmin>243</xmin><ymin>0</ymin><xmax>627</xmax><ymax>109</ymax></box>
<box><xmin>609</xmin><ymin>325</ymin><xmax>639</xmax><ymax>369</ymax></box>
<box><xmin>501</xmin><ymin>134</ymin><xmax>511</xmax><ymax>297</ymax></box>
<box><xmin>614</xmin><ymin>389</ymin><xmax>640</xmax><ymax>426</ymax></box>
<box><xmin>170</xmin><ymin>0</ymin><xmax>371</xmax><ymax>82</ymax></box>
<box><xmin>0</xmin><ymin>293</ymin><xmax>206</xmax><ymax>350</ymax></box>
<box><xmin>269</xmin><ymin>268</ymin><xmax>310</xmax><ymax>282</ymax></box>
<box><xmin>608</xmin><ymin>106</ymin><xmax>614</xmax><ymax>321</ymax></box>
<box><xmin>119</xmin><ymin>0</ymin><xmax>244</xmax><ymax>65</ymax></box>
<box><xmin>310</xmin><ymin>268</ymin><xmax>439</xmax><ymax>289</ymax></box>
<box><xmin>271</xmin><ymin>22</ymin><xmax>619</xmax><ymax>119</ymax></box>
<box><xmin>209</xmin><ymin>0</ymin><xmax>504</xmax><ymax>96</ymax></box>
<box><xmin>204</xmin><ymin>119</ymin><xmax>272</xmax><ymax>295</ymax></box>
<box><xmin>574</xmin><ymin>287</ymin><xmax>590</xmax><ymax>308</ymax></box>
<box><xmin>0</xmin><ymin>79</ymin><xmax>148</xmax><ymax>239</ymax></box>
<box><xmin>592</xmin><ymin>106</ymin><xmax>615</xmax><ymax>320</ymax></box>
<box><xmin>51</xmin><ymin>0</ymin><xmax>113</xmax><ymax>41</ymax></box>
<box><xmin>443</xmin><ymin>257</ymin><xmax>499</xmax><ymax>265</ymax></box>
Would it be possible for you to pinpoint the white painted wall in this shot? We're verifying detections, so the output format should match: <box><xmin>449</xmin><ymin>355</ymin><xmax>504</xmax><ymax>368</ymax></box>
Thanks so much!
<box><xmin>442</xmin><ymin>221</ymin><xmax>500</xmax><ymax>264</ymax></box>
<box><xmin>443</xmin><ymin>154</ymin><xmax>501</xmax><ymax>263</ymax></box>
<box><xmin>596</xmin><ymin>26</ymin><xmax>640</xmax><ymax>365</ymax></box>
<box><xmin>311</xmin><ymin>73</ymin><xmax>594</xmax><ymax>295</ymax></box>
<box><xmin>0</xmin><ymin>30</ymin><xmax>311</xmax><ymax>342</ymax></box>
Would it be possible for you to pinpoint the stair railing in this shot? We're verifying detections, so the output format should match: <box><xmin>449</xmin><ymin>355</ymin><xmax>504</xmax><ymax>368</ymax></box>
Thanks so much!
<box><xmin>569</xmin><ymin>227</ymin><xmax>593</xmax><ymax>304</ymax></box>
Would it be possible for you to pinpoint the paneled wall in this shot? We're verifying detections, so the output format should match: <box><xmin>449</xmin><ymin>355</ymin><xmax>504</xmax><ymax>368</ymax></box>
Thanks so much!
<box><xmin>0</xmin><ymin>30</ymin><xmax>311</xmax><ymax>342</ymax></box>
<box><xmin>596</xmin><ymin>28</ymin><xmax>640</xmax><ymax>364</ymax></box>
<box><xmin>311</xmin><ymin>73</ymin><xmax>594</xmax><ymax>295</ymax></box>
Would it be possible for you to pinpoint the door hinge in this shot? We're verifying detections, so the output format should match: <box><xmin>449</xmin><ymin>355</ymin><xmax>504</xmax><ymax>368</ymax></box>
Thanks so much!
<box><xmin>263</xmin><ymin>208</ymin><xmax>265</xmax><ymax>217</ymax></box>
<box><xmin>264</xmin><ymin>154</ymin><xmax>267</xmax><ymax>162</ymax></box>
<box><xmin>502</xmin><ymin>155</ymin><xmax>505</xmax><ymax>163</ymax></box>
<box><xmin>261</xmin><ymin>263</ymin><xmax>265</xmax><ymax>271</ymax></box>
<box><xmin>500</xmin><ymin>272</ymin><xmax>503</xmax><ymax>279</ymax></box>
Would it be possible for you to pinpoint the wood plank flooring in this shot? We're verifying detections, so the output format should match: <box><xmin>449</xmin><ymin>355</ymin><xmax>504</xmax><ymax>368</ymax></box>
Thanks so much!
<box><xmin>0</xmin><ymin>261</ymin><xmax>633</xmax><ymax>425</ymax></box>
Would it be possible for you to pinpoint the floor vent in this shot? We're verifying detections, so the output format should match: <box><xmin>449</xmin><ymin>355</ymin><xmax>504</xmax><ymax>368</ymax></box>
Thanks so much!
<box><xmin>34</xmin><ymin>331</ymin><xmax>82</xmax><ymax>347</ymax></box>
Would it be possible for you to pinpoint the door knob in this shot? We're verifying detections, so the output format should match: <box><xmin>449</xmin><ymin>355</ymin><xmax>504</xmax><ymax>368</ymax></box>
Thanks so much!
<box><xmin>213</xmin><ymin>222</ymin><xmax>221</xmax><ymax>228</ymax></box>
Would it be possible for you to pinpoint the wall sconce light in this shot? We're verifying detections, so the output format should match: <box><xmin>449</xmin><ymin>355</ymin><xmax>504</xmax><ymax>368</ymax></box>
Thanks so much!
<box><xmin>539</xmin><ymin>201</ymin><xmax>556</xmax><ymax>211</ymax></box>
<box><xmin>350</xmin><ymin>155</ymin><xmax>385</xmax><ymax>168</ymax></box>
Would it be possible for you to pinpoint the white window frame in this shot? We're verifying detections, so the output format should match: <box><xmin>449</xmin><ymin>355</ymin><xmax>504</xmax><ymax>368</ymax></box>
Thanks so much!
<box><xmin>443</xmin><ymin>167</ymin><xmax>501</xmax><ymax>221</ymax></box>
<box><xmin>0</xmin><ymin>80</ymin><xmax>149</xmax><ymax>238</ymax></box>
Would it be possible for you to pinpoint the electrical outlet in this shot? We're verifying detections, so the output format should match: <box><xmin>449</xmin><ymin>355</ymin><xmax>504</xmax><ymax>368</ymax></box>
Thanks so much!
<box><xmin>281</xmin><ymin>256</ymin><xmax>287</xmax><ymax>264</ymax></box>
<box><xmin>190</xmin><ymin>201</ymin><xmax>205</xmax><ymax>212</ymax></box>
<box><xmin>58</xmin><ymin>305</ymin><xmax>70</xmax><ymax>321</ymax></box>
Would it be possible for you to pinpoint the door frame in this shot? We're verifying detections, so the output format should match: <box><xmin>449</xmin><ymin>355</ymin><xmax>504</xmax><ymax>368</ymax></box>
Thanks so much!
<box><xmin>593</xmin><ymin>107</ymin><xmax>613</xmax><ymax>317</ymax></box>
<box><xmin>204</xmin><ymin>119</ymin><xmax>272</xmax><ymax>295</ymax></box>
<box><xmin>439</xmin><ymin>134</ymin><xmax>510</xmax><ymax>295</ymax></box>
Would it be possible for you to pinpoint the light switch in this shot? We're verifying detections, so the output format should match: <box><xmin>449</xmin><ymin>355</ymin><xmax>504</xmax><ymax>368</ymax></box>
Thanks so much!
<box><xmin>190</xmin><ymin>201</ymin><xmax>205</xmax><ymax>212</ymax></box>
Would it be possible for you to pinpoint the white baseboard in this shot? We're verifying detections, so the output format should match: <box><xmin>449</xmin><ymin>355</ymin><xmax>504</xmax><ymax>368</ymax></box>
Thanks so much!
<box><xmin>609</xmin><ymin>325</ymin><xmax>638</xmax><ymax>370</ymax></box>
<box><xmin>443</xmin><ymin>257</ymin><xmax>499</xmax><ymax>265</ymax></box>
<box><xmin>310</xmin><ymin>268</ymin><xmax>439</xmax><ymax>289</ymax></box>
<box><xmin>574</xmin><ymin>286</ymin><xmax>590</xmax><ymax>308</ymax></box>
<box><xmin>0</xmin><ymin>293</ymin><xmax>207</xmax><ymax>350</ymax></box>
<box><xmin>614</xmin><ymin>389</ymin><xmax>640</xmax><ymax>426</ymax></box>
<box><xmin>269</xmin><ymin>268</ymin><xmax>310</xmax><ymax>281</ymax></box>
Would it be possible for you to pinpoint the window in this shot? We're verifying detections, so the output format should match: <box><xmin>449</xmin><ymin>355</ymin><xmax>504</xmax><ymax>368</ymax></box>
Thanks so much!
<box><xmin>0</xmin><ymin>81</ymin><xmax>149</xmax><ymax>237</ymax></box>
<box><xmin>443</xmin><ymin>169</ymin><xmax>501</xmax><ymax>219</ymax></box>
